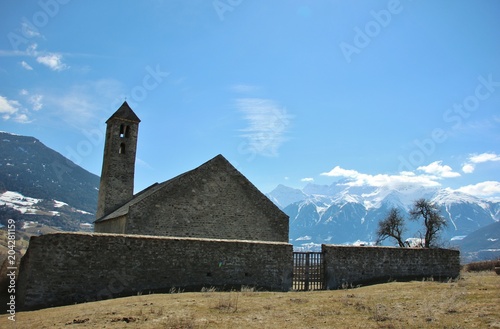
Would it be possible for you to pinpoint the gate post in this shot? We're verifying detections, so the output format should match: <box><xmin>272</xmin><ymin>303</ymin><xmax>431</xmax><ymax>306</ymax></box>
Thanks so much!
<box><xmin>304</xmin><ymin>253</ymin><xmax>310</xmax><ymax>291</ymax></box>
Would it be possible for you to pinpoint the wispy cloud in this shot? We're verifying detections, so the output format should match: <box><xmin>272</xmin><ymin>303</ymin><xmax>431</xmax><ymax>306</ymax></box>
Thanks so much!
<box><xmin>462</xmin><ymin>152</ymin><xmax>500</xmax><ymax>173</ymax></box>
<box><xmin>36</xmin><ymin>53</ymin><xmax>68</xmax><ymax>71</ymax></box>
<box><xmin>21</xmin><ymin>21</ymin><xmax>42</xmax><ymax>38</ymax></box>
<box><xmin>1</xmin><ymin>79</ymin><xmax>124</xmax><ymax>128</ymax></box>
<box><xmin>231</xmin><ymin>84</ymin><xmax>260</xmax><ymax>94</ymax></box>
<box><xmin>1</xmin><ymin>42</ymin><xmax>69</xmax><ymax>71</ymax></box>
<box><xmin>301</xmin><ymin>177</ymin><xmax>314</xmax><ymax>182</ymax></box>
<box><xmin>136</xmin><ymin>157</ymin><xmax>153</xmax><ymax>170</ymax></box>
<box><xmin>417</xmin><ymin>161</ymin><xmax>461</xmax><ymax>178</ymax></box>
<box><xmin>237</xmin><ymin>98</ymin><xmax>292</xmax><ymax>157</ymax></box>
<box><xmin>28</xmin><ymin>94</ymin><xmax>43</xmax><ymax>111</ymax></box>
<box><xmin>20</xmin><ymin>61</ymin><xmax>33</xmax><ymax>70</ymax></box>
<box><xmin>43</xmin><ymin>79</ymin><xmax>125</xmax><ymax>129</ymax></box>
<box><xmin>19</xmin><ymin>89</ymin><xmax>44</xmax><ymax>112</ymax></box>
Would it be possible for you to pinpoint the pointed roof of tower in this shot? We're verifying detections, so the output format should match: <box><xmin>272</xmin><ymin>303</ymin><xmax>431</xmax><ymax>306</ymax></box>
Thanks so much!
<box><xmin>107</xmin><ymin>101</ymin><xmax>141</xmax><ymax>123</ymax></box>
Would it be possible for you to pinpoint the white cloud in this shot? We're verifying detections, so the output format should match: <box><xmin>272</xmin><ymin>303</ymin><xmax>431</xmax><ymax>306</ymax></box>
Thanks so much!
<box><xmin>321</xmin><ymin>166</ymin><xmax>359</xmax><ymax>178</ymax></box>
<box><xmin>468</xmin><ymin>152</ymin><xmax>500</xmax><ymax>164</ymax></box>
<box><xmin>0</xmin><ymin>95</ymin><xmax>31</xmax><ymax>123</ymax></box>
<box><xmin>462</xmin><ymin>164</ymin><xmax>475</xmax><ymax>174</ymax></box>
<box><xmin>455</xmin><ymin>181</ymin><xmax>500</xmax><ymax>198</ymax></box>
<box><xmin>0</xmin><ymin>96</ymin><xmax>21</xmax><ymax>117</ymax></box>
<box><xmin>237</xmin><ymin>98</ymin><xmax>292</xmax><ymax>157</ymax></box>
<box><xmin>301</xmin><ymin>177</ymin><xmax>314</xmax><ymax>182</ymax></box>
<box><xmin>13</xmin><ymin>113</ymin><xmax>31</xmax><ymax>124</ymax></box>
<box><xmin>20</xmin><ymin>61</ymin><xmax>33</xmax><ymax>70</ymax></box>
<box><xmin>36</xmin><ymin>53</ymin><xmax>68</xmax><ymax>71</ymax></box>
<box><xmin>320</xmin><ymin>165</ymin><xmax>441</xmax><ymax>188</ymax></box>
<box><xmin>417</xmin><ymin>161</ymin><xmax>460</xmax><ymax>178</ymax></box>
<box><xmin>462</xmin><ymin>152</ymin><xmax>500</xmax><ymax>174</ymax></box>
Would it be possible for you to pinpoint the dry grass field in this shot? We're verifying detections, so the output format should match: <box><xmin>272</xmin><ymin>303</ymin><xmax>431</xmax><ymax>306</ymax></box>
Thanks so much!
<box><xmin>1</xmin><ymin>271</ymin><xmax>498</xmax><ymax>329</ymax></box>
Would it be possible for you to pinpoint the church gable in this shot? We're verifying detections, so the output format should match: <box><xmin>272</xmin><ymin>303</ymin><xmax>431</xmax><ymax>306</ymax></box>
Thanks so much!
<box><xmin>125</xmin><ymin>154</ymin><xmax>289</xmax><ymax>242</ymax></box>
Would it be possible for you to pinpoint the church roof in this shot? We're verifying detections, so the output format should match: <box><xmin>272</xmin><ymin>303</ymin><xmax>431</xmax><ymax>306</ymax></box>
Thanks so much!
<box><xmin>95</xmin><ymin>154</ymin><xmax>283</xmax><ymax>223</ymax></box>
<box><xmin>106</xmin><ymin>101</ymin><xmax>141</xmax><ymax>123</ymax></box>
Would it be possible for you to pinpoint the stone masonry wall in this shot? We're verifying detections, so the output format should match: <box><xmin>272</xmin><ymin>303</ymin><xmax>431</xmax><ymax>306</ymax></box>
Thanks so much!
<box><xmin>17</xmin><ymin>233</ymin><xmax>293</xmax><ymax>311</ymax></box>
<box><xmin>94</xmin><ymin>215</ymin><xmax>126</xmax><ymax>234</ymax></box>
<box><xmin>322</xmin><ymin>245</ymin><xmax>460</xmax><ymax>289</ymax></box>
<box><xmin>125</xmin><ymin>156</ymin><xmax>289</xmax><ymax>242</ymax></box>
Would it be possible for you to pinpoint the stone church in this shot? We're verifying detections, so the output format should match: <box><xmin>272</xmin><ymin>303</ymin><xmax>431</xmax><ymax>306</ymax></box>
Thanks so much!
<box><xmin>94</xmin><ymin>101</ymin><xmax>289</xmax><ymax>243</ymax></box>
<box><xmin>16</xmin><ymin>102</ymin><xmax>460</xmax><ymax>311</ymax></box>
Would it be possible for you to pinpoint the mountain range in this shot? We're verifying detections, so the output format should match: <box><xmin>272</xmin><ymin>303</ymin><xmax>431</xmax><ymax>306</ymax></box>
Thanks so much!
<box><xmin>267</xmin><ymin>182</ymin><xmax>500</xmax><ymax>261</ymax></box>
<box><xmin>0</xmin><ymin>131</ymin><xmax>98</xmax><ymax>230</ymax></box>
<box><xmin>0</xmin><ymin>131</ymin><xmax>498</xmax><ymax>262</ymax></box>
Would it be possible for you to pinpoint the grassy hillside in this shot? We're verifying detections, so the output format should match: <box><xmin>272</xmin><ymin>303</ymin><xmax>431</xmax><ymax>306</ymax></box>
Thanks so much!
<box><xmin>1</xmin><ymin>271</ymin><xmax>498</xmax><ymax>328</ymax></box>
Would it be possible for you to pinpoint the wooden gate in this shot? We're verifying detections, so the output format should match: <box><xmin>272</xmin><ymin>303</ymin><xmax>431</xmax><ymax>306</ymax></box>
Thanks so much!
<box><xmin>293</xmin><ymin>252</ymin><xmax>324</xmax><ymax>291</ymax></box>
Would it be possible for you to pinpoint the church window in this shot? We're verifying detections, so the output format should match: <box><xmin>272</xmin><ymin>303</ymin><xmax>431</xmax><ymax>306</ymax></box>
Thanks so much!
<box><xmin>119</xmin><ymin>143</ymin><xmax>126</xmax><ymax>154</ymax></box>
<box><xmin>119</xmin><ymin>124</ymin><xmax>130</xmax><ymax>138</ymax></box>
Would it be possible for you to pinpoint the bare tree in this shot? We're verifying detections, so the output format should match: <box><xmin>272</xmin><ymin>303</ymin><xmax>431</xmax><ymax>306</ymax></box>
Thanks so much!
<box><xmin>376</xmin><ymin>208</ymin><xmax>407</xmax><ymax>247</ymax></box>
<box><xmin>409</xmin><ymin>198</ymin><xmax>447</xmax><ymax>248</ymax></box>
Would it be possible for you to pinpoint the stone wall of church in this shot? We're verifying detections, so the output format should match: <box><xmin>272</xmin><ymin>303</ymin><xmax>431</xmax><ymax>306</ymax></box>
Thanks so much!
<box><xmin>94</xmin><ymin>215</ymin><xmax>126</xmax><ymax>233</ymax></box>
<box><xmin>322</xmin><ymin>245</ymin><xmax>460</xmax><ymax>289</ymax></box>
<box><xmin>17</xmin><ymin>232</ymin><xmax>293</xmax><ymax>311</ymax></box>
<box><xmin>125</xmin><ymin>156</ymin><xmax>289</xmax><ymax>242</ymax></box>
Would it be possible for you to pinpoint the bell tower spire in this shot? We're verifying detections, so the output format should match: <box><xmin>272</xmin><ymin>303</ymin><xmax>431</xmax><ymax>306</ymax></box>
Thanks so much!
<box><xmin>96</xmin><ymin>101</ymin><xmax>140</xmax><ymax>219</ymax></box>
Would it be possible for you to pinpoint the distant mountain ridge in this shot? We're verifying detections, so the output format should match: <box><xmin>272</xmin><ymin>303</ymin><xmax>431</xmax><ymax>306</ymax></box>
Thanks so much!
<box><xmin>0</xmin><ymin>131</ymin><xmax>99</xmax><ymax>230</ymax></box>
<box><xmin>267</xmin><ymin>182</ymin><xmax>500</xmax><ymax>255</ymax></box>
<box><xmin>455</xmin><ymin>220</ymin><xmax>500</xmax><ymax>263</ymax></box>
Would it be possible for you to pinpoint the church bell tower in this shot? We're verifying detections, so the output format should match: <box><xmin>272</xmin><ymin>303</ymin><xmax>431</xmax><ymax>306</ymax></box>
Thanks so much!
<box><xmin>96</xmin><ymin>101</ymin><xmax>140</xmax><ymax>219</ymax></box>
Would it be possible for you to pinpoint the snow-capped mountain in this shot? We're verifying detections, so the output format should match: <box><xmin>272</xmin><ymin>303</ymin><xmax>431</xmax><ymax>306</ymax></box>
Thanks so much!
<box><xmin>266</xmin><ymin>184</ymin><xmax>308</xmax><ymax>209</ymax></box>
<box><xmin>267</xmin><ymin>182</ymin><xmax>499</xmax><ymax>253</ymax></box>
<box><xmin>0</xmin><ymin>131</ymin><xmax>99</xmax><ymax>230</ymax></box>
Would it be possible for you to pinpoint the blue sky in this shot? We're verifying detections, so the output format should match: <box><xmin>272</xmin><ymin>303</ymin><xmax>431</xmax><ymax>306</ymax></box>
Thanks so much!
<box><xmin>1</xmin><ymin>0</ymin><xmax>499</xmax><ymax>200</ymax></box>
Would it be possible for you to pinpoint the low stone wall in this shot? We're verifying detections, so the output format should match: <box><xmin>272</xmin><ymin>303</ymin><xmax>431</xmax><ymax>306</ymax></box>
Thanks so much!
<box><xmin>17</xmin><ymin>233</ymin><xmax>293</xmax><ymax>311</ymax></box>
<box><xmin>322</xmin><ymin>245</ymin><xmax>460</xmax><ymax>289</ymax></box>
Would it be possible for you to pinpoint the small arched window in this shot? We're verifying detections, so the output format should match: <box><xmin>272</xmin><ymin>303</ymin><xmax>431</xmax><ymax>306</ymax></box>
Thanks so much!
<box><xmin>119</xmin><ymin>143</ymin><xmax>125</xmax><ymax>154</ymax></box>
<box><xmin>119</xmin><ymin>124</ymin><xmax>130</xmax><ymax>138</ymax></box>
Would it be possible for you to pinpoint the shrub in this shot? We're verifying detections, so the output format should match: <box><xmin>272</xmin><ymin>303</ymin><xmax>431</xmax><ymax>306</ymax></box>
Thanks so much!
<box><xmin>463</xmin><ymin>260</ymin><xmax>497</xmax><ymax>272</ymax></box>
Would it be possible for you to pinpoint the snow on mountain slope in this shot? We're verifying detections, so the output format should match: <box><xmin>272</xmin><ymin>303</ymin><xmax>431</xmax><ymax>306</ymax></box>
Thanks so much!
<box><xmin>0</xmin><ymin>191</ymin><xmax>42</xmax><ymax>213</ymax></box>
<box><xmin>269</xmin><ymin>182</ymin><xmax>499</xmax><ymax>253</ymax></box>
